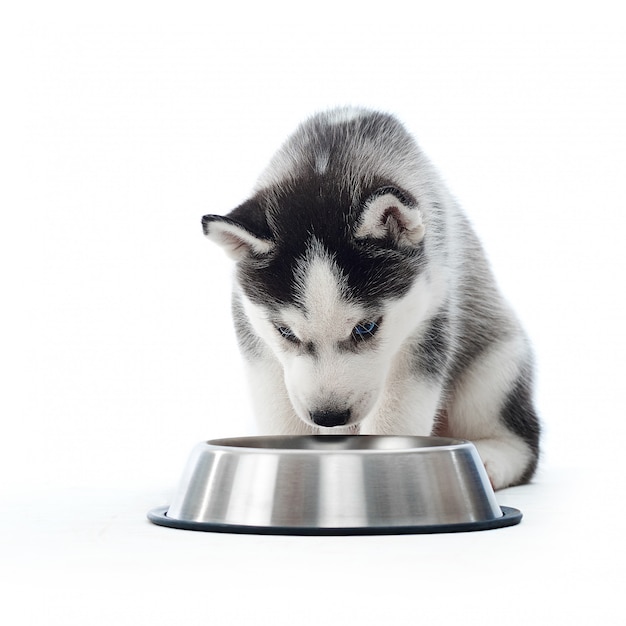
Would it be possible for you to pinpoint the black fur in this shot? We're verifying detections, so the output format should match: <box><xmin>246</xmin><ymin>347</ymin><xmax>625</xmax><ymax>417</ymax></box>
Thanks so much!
<box><xmin>232</xmin><ymin>174</ymin><xmax>426</xmax><ymax>310</ymax></box>
<box><xmin>501</xmin><ymin>374</ymin><xmax>541</xmax><ymax>482</ymax></box>
<box><xmin>412</xmin><ymin>311</ymin><xmax>452</xmax><ymax>379</ymax></box>
<box><xmin>202</xmin><ymin>200</ymin><xmax>272</xmax><ymax>241</ymax></box>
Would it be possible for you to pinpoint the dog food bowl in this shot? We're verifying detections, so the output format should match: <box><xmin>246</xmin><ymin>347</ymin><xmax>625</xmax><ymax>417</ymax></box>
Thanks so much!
<box><xmin>148</xmin><ymin>435</ymin><xmax>522</xmax><ymax>535</ymax></box>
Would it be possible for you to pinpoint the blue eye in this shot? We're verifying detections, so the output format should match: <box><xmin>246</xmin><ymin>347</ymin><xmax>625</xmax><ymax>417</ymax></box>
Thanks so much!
<box><xmin>352</xmin><ymin>319</ymin><xmax>380</xmax><ymax>341</ymax></box>
<box><xmin>277</xmin><ymin>325</ymin><xmax>299</xmax><ymax>343</ymax></box>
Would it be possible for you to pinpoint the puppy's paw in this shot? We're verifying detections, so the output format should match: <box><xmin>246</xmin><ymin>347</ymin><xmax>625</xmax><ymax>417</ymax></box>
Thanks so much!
<box><xmin>472</xmin><ymin>437</ymin><xmax>534</xmax><ymax>490</ymax></box>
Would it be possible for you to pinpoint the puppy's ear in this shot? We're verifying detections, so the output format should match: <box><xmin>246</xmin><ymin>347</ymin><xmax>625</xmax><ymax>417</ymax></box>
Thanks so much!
<box><xmin>202</xmin><ymin>199</ymin><xmax>274</xmax><ymax>260</ymax></box>
<box><xmin>355</xmin><ymin>187</ymin><xmax>425</xmax><ymax>246</ymax></box>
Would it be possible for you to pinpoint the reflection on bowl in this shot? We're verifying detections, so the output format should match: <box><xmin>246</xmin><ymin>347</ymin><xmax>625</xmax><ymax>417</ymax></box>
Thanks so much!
<box><xmin>148</xmin><ymin>435</ymin><xmax>522</xmax><ymax>535</ymax></box>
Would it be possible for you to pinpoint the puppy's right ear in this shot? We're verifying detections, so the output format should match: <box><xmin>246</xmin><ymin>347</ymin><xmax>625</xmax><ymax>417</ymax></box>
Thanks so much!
<box><xmin>202</xmin><ymin>200</ymin><xmax>274</xmax><ymax>261</ymax></box>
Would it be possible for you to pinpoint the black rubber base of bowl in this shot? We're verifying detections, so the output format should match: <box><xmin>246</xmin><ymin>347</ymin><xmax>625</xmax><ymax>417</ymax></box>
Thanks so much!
<box><xmin>147</xmin><ymin>506</ymin><xmax>522</xmax><ymax>535</ymax></box>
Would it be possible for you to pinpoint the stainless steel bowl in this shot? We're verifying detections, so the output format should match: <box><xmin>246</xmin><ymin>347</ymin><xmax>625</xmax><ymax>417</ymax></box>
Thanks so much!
<box><xmin>148</xmin><ymin>435</ymin><xmax>522</xmax><ymax>535</ymax></box>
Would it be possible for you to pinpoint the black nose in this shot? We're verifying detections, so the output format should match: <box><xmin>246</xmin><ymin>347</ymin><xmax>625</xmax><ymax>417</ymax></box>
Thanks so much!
<box><xmin>310</xmin><ymin>409</ymin><xmax>351</xmax><ymax>428</ymax></box>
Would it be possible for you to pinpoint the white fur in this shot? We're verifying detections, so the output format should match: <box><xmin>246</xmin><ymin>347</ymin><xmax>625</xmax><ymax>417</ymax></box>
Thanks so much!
<box><xmin>355</xmin><ymin>192</ymin><xmax>425</xmax><ymax>245</ymax></box>
<box><xmin>240</xmin><ymin>243</ymin><xmax>447</xmax><ymax>433</ymax></box>
<box><xmin>205</xmin><ymin>220</ymin><xmax>274</xmax><ymax>260</ymax></box>
<box><xmin>314</xmin><ymin>151</ymin><xmax>330</xmax><ymax>175</ymax></box>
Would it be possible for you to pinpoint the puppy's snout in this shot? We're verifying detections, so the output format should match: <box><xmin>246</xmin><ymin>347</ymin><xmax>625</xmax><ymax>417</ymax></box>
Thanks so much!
<box><xmin>310</xmin><ymin>409</ymin><xmax>351</xmax><ymax>428</ymax></box>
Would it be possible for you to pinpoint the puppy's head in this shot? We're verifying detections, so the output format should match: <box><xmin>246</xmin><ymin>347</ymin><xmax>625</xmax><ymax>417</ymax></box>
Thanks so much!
<box><xmin>203</xmin><ymin>181</ymin><xmax>428</xmax><ymax>430</ymax></box>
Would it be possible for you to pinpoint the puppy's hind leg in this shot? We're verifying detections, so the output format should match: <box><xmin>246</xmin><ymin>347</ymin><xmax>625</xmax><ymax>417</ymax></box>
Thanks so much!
<box><xmin>446</xmin><ymin>336</ymin><xmax>541</xmax><ymax>489</ymax></box>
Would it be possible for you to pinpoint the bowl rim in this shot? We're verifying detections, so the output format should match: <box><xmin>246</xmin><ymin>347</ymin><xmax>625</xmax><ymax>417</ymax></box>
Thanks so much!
<box><xmin>203</xmin><ymin>434</ymin><xmax>473</xmax><ymax>455</ymax></box>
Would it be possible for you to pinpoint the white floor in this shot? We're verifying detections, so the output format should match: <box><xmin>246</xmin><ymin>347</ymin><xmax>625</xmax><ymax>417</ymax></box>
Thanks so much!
<box><xmin>3</xmin><ymin>459</ymin><xmax>622</xmax><ymax>625</ymax></box>
<box><xmin>2</xmin><ymin>2</ymin><xmax>625</xmax><ymax>624</ymax></box>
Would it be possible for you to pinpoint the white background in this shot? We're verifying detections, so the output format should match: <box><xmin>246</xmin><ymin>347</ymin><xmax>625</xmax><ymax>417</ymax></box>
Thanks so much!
<box><xmin>2</xmin><ymin>1</ymin><xmax>625</xmax><ymax>624</ymax></box>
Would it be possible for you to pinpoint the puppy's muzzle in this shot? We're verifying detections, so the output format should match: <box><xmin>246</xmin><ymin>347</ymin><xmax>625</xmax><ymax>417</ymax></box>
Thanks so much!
<box><xmin>310</xmin><ymin>409</ymin><xmax>351</xmax><ymax>428</ymax></box>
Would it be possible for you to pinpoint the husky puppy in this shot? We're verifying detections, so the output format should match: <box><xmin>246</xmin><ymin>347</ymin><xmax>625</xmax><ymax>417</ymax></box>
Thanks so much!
<box><xmin>202</xmin><ymin>108</ymin><xmax>540</xmax><ymax>489</ymax></box>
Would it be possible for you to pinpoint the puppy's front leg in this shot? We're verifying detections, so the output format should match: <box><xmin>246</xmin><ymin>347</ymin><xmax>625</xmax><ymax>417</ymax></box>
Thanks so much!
<box><xmin>245</xmin><ymin>359</ymin><xmax>315</xmax><ymax>435</ymax></box>
<box><xmin>360</xmin><ymin>375</ymin><xmax>444</xmax><ymax>436</ymax></box>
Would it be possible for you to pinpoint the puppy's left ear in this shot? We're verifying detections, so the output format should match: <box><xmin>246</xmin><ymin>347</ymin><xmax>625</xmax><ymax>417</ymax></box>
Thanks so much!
<box><xmin>355</xmin><ymin>188</ymin><xmax>425</xmax><ymax>246</ymax></box>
